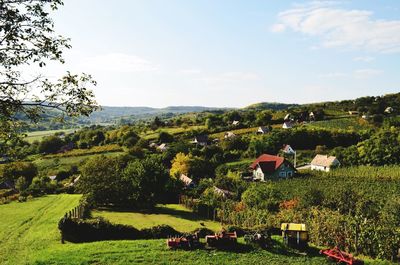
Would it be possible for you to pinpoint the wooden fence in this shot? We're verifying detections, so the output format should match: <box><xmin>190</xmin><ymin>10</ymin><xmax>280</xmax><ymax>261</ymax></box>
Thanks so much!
<box><xmin>63</xmin><ymin>204</ymin><xmax>86</xmax><ymax>220</ymax></box>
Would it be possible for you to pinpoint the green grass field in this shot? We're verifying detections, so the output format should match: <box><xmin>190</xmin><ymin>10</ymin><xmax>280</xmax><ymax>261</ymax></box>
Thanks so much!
<box><xmin>93</xmin><ymin>204</ymin><xmax>222</xmax><ymax>232</ymax></box>
<box><xmin>25</xmin><ymin>129</ymin><xmax>77</xmax><ymax>143</ymax></box>
<box><xmin>306</xmin><ymin>117</ymin><xmax>371</xmax><ymax>131</ymax></box>
<box><xmin>141</xmin><ymin>125</ymin><xmax>206</xmax><ymax>140</ymax></box>
<box><xmin>0</xmin><ymin>195</ymin><xmax>393</xmax><ymax>265</ymax></box>
<box><xmin>33</xmin><ymin>151</ymin><xmax>125</xmax><ymax>173</ymax></box>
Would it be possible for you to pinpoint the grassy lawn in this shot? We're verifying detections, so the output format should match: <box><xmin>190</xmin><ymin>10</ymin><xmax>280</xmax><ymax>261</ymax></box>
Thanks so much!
<box><xmin>0</xmin><ymin>194</ymin><xmax>81</xmax><ymax>265</ymax></box>
<box><xmin>141</xmin><ymin>125</ymin><xmax>206</xmax><ymax>140</ymax></box>
<box><xmin>33</xmin><ymin>151</ymin><xmax>125</xmax><ymax>173</ymax></box>
<box><xmin>25</xmin><ymin>129</ymin><xmax>77</xmax><ymax>143</ymax></box>
<box><xmin>93</xmin><ymin>204</ymin><xmax>222</xmax><ymax>232</ymax></box>
<box><xmin>0</xmin><ymin>195</ymin><xmax>393</xmax><ymax>265</ymax></box>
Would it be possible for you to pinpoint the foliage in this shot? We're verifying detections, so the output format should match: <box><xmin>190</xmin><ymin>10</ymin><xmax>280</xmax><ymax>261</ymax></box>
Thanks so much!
<box><xmin>77</xmin><ymin>155</ymin><xmax>129</xmax><ymax>206</ymax></box>
<box><xmin>38</xmin><ymin>135</ymin><xmax>64</xmax><ymax>154</ymax></box>
<box><xmin>241</xmin><ymin>184</ymin><xmax>282</xmax><ymax>212</ymax></box>
<box><xmin>0</xmin><ymin>0</ymin><xmax>98</xmax><ymax>155</ymax></box>
<box><xmin>0</xmin><ymin>161</ymin><xmax>37</xmax><ymax>183</ymax></box>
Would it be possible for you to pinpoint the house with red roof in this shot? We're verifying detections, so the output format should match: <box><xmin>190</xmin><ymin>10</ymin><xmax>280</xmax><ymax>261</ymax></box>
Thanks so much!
<box><xmin>250</xmin><ymin>154</ymin><xmax>296</xmax><ymax>181</ymax></box>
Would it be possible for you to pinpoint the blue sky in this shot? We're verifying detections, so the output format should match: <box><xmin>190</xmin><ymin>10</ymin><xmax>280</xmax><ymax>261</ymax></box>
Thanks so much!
<box><xmin>47</xmin><ymin>0</ymin><xmax>400</xmax><ymax>107</ymax></box>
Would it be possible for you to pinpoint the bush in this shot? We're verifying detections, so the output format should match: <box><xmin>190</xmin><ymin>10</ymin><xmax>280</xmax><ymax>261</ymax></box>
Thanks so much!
<box><xmin>141</xmin><ymin>225</ymin><xmax>180</xmax><ymax>239</ymax></box>
<box><xmin>58</xmin><ymin>217</ymin><xmax>142</xmax><ymax>243</ymax></box>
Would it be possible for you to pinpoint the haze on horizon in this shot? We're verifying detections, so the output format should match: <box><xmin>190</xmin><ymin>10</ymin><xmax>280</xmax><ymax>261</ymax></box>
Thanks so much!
<box><xmin>40</xmin><ymin>0</ymin><xmax>400</xmax><ymax>108</ymax></box>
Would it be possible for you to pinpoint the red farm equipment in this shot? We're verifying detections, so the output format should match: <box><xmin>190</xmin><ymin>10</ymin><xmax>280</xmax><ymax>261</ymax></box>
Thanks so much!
<box><xmin>167</xmin><ymin>233</ymin><xmax>200</xmax><ymax>250</ymax></box>
<box><xmin>205</xmin><ymin>231</ymin><xmax>237</xmax><ymax>248</ymax></box>
<box><xmin>320</xmin><ymin>247</ymin><xmax>364</xmax><ymax>265</ymax></box>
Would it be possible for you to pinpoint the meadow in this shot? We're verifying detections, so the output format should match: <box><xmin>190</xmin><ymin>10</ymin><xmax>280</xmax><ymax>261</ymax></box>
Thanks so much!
<box><xmin>93</xmin><ymin>204</ymin><xmax>222</xmax><ymax>232</ymax></box>
<box><xmin>24</xmin><ymin>129</ymin><xmax>77</xmax><ymax>143</ymax></box>
<box><xmin>32</xmin><ymin>151</ymin><xmax>125</xmax><ymax>174</ymax></box>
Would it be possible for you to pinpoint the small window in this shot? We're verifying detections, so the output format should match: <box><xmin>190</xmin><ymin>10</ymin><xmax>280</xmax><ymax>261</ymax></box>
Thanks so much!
<box><xmin>287</xmin><ymin>171</ymin><xmax>293</xmax><ymax>177</ymax></box>
<box><xmin>279</xmin><ymin>172</ymin><xmax>286</xmax><ymax>178</ymax></box>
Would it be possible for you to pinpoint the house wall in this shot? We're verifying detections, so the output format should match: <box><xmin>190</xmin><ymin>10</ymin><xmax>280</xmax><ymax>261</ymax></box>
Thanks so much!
<box><xmin>255</xmin><ymin>162</ymin><xmax>295</xmax><ymax>181</ymax></box>
<box><xmin>311</xmin><ymin>165</ymin><xmax>330</xmax><ymax>172</ymax></box>
<box><xmin>253</xmin><ymin>167</ymin><xmax>265</xmax><ymax>181</ymax></box>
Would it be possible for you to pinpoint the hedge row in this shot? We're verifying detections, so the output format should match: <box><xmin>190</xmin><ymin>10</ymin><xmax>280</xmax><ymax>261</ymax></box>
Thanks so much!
<box><xmin>58</xmin><ymin>217</ymin><xmax>215</xmax><ymax>243</ymax></box>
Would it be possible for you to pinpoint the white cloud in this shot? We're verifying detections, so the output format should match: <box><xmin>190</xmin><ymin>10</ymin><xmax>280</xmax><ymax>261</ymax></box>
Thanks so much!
<box><xmin>353</xmin><ymin>56</ymin><xmax>375</xmax><ymax>62</ymax></box>
<box><xmin>353</xmin><ymin>68</ymin><xmax>383</xmax><ymax>79</ymax></box>
<box><xmin>81</xmin><ymin>53</ymin><xmax>159</xmax><ymax>73</ymax></box>
<box><xmin>270</xmin><ymin>23</ymin><xmax>286</xmax><ymax>33</ymax></box>
<box><xmin>272</xmin><ymin>2</ymin><xmax>400</xmax><ymax>53</ymax></box>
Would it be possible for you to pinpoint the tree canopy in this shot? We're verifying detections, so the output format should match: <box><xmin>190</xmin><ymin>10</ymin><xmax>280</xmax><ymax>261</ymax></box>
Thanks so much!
<box><xmin>0</xmin><ymin>0</ymin><xmax>98</xmax><ymax>155</ymax></box>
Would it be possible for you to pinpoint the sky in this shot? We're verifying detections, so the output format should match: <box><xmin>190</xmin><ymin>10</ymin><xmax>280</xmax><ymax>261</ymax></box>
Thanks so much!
<box><xmin>41</xmin><ymin>0</ymin><xmax>400</xmax><ymax>108</ymax></box>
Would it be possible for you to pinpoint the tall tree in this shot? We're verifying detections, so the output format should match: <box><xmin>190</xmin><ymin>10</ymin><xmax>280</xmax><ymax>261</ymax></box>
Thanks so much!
<box><xmin>0</xmin><ymin>0</ymin><xmax>98</xmax><ymax>154</ymax></box>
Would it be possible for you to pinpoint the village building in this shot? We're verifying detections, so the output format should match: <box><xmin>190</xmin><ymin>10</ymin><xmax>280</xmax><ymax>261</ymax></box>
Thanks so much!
<box><xmin>282</xmin><ymin>145</ymin><xmax>295</xmax><ymax>155</ymax></box>
<box><xmin>310</xmin><ymin>154</ymin><xmax>340</xmax><ymax>172</ymax></box>
<box><xmin>192</xmin><ymin>135</ymin><xmax>208</xmax><ymax>146</ymax></box>
<box><xmin>282</xmin><ymin>121</ymin><xmax>294</xmax><ymax>129</ymax></box>
<box><xmin>149</xmin><ymin>142</ymin><xmax>158</xmax><ymax>149</ymax></box>
<box><xmin>157</xmin><ymin>143</ymin><xmax>168</xmax><ymax>152</ymax></box>
<box><xmin>250</xmin><ymin>154</ymin><xmax>296</xmax><ymax>181</ymax></box>
<box><xmin>224</xmin><ymin>132</ymin><xmax>236</xmax><ymax>139</ymax></box>
<box><xmin>256</xmin><ymin>126</ymin><xmax>269</xmax><ymax>134</ymax></box>
<box><xmin>348</xmin><ymin>111</ymin><xmax>359</xmax><ymax>115</ymax></box>
<box><xmin>232</xmin><ymin>120</ymin><xmax>240</xmax><ymax>126</ymax></box>
<box><xmin>180</xmin><ymin>174</ymin><xmax>195</xmax><ymax>188</ymax></box>
<box><xmin>309</xmin><ymin>112</ymin><xmax>315</xmax><ymax>121</ymax></box>
<box><xmin>213</xmin><ymin>186</ymin><xmax>234</xmax><ymax>198</ymax></box>
<box><xmin>384</xmin><ymin>107</ymin><xmax>393</xmax><ymax>114</ymax></box>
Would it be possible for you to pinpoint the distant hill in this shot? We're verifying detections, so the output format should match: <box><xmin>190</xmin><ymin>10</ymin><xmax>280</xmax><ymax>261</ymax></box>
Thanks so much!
<box><xmin>83</xmin><ymin>105</ymin><xmax>225</xmax><ymax>123</ymax></box>
<box><xmin>244</xmin><ymin>102</ymin><xmax>299</xmax><ymax>110</ymax></box>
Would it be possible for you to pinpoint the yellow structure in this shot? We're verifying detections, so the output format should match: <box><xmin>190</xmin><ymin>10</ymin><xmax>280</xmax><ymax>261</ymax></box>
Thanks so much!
<box><xmin>281</xmin><ymin>223</ymin><xmax>308</xmax><ymax>248</ymax></box>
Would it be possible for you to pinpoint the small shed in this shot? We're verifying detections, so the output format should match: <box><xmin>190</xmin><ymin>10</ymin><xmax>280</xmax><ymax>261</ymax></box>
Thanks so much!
<box><xmin>232</xmin><ymin>120</ymin><xmax>240</xmax><ymax>126</ymax></box>
<box><xmin>281</xmin><ymin>223</ymin><xmax>308</xmax><ymax>248</ymax></box>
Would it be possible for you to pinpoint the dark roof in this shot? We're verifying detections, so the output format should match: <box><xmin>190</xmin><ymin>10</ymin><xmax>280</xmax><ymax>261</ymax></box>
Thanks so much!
<box><xmin>250</xmin><ymin>154</ymin><xmax>285</xmax><ymax>172</ymax></box>
<box><xmin>195</xmin><ymin>135</ymin><xmax>208</xmax><ymax>143</ymax></box>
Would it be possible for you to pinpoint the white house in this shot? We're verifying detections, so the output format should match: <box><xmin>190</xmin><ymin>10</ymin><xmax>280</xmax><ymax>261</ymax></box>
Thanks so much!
<box><xmin>310</xmin><ymin>155</ymin><xmax>340</xmax><ymax>172</ymax></box>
